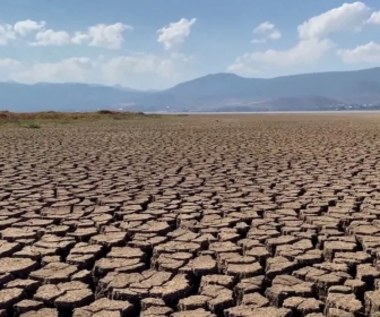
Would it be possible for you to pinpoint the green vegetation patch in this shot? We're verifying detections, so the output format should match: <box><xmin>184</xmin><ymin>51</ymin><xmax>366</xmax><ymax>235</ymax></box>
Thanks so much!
<box><xmin>19</xmin><ymin>121</ymin><xmax>41</xmax><ymax>129</ymax></box>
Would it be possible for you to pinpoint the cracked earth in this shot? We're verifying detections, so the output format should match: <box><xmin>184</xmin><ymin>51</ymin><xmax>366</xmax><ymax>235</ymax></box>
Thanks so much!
<box><xmin>1</xmin><ymin>114</ymin><xmax>380</xmax><ymax>316</ymax></box>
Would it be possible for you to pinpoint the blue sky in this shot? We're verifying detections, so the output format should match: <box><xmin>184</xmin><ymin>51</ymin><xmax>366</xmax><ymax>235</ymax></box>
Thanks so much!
<box><xmin>1</xmin><ymin>0</ymin><xmax>380</xmax><ymax>89</ymax></box>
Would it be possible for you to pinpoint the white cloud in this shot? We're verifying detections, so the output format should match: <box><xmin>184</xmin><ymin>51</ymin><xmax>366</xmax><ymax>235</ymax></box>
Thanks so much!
<box><xmin>101</xmin><ymin>52</ymin><xmax>196</xmax><ymax>89</ymax></box>
<box><xmin>0</xmin><ymin>52</ymin><xmax>193</xmax><ymax>89</ymax></box>
<box><xmin>228</xmin><ymin>2</ymin><xmax>378</xmax><ymax>77</ymax></box>
<box><xmin>68</xmin><ymin>23</ymin><xmax>131</xmax><ymax>49</ymax></box>
<box><xmin>21</xmin><ymin>22</ymin><xmax>131</xmax><ymax>48</ymax></box>
<box><xmin>0</xmin><ymin>19</ymin><xmax>45</xmax><ymax>45</ymax></box>
<box><xmin>157</xmin><ymin>18</ymin><xmax>196</xmax><ymax>50</ymax></box>
<box><xmin>31</xmin><ymin>29</ymin><xmax>71</xmax><ymax>46</ymax></box>
<box><xmin>14</xmin><ymin>19</ymin><xmax>45</xmax><ymax>36</ymax></box>
<box><xmin>0</xmin><ymin>19</ymin><xmax>131</xmax><ymax>49</ymax></box>
<box><xmin>169</xmin><ymin>52</ymin><xmax>193</xmax><ymax>63</ymax></box>
<box><xmin>0</xmin><ymin>58</ymin><xmax>20</xmax><ymax>68</ymax></box>
<box><xmin>253</xmin><ymin>21</ymin><xmax>281</xmax><ymax>43</ymax></box>
<box><xmin>15</xmin><ymin>20</ymin><xmax>132</xmax><ymax>49</ymax></box>
<box><xmin>13</xmin><ymin>57</ymin><xmax>92</xmax><ymax>83</ymax></box>
<box><xmin>298</xmin><ymin>2</ymin><xmax>371</xmax><ymax>39</ymax></box>
<box><xmin>338</xmin><ymin>41</ymin><xmax>380</xmax><ymax>64</ymax></box>
<box><xmin>0</xmin><ymin>58</ymin><xmax>20</xmax><ymax>82</ymax></box>
<box><xmin>368</xmin><ymin>11</ymin><xmax>380</xmax><ymax>24</ymax></box>
<box><xmin>104</xmin><ymin>53</ymin><xmax>175</xmax><ymax>78</ymax></box>
<box><xmin>85</xmin><ymin>23</ymin><xmax>131</xmax><ymax>49</ymax></box>
<box><xmin>228</xmin><ymin>39</ymin><xmax>332</xmax><ymax>76</ymax></box>
<box><xmin>0</xmin><ymin>24</ymin><xmax>15</xmax><ymax>45</ymax></box>
<box><xmin>71</xmin><ymin>31</ymin><xmax>90</xmax><ymax>45</ymax></box>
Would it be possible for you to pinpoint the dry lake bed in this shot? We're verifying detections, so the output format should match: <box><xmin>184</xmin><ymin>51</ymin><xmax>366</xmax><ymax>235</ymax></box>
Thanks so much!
<box><xmin>1</xmin><ymin>113</ymin><xmax>380</xmax><ymax>316</ymax></box>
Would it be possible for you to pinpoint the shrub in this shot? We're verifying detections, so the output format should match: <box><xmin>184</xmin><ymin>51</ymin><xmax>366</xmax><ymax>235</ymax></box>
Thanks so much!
<box><xmin>20</xmin><ymin>121</ymin><xmax>41</xmax><ymax>129</ymax></box>
<box><xmin>97</xmin><ymin>110</ymin><xmax>113</xmax><ymax>114</ymax></box>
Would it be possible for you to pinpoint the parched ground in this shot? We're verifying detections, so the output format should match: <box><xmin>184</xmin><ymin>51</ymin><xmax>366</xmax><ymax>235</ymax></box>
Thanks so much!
<box><xmin>1</xmin><ymin>114</ymin><xmax>380</xmax><ymax>316</ymax></box>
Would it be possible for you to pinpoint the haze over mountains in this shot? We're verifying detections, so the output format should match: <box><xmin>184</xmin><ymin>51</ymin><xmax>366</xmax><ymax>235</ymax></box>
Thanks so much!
<box><xmin>2</xmin><ymin>67</ymin><xmax>380</xmax><ymax>112</ymax></box>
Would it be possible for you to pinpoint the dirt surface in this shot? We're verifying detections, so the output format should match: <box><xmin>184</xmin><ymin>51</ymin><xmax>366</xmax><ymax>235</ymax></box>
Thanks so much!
<box><xmin>1</xmin><ymin>113</ymin><xmax>380</xmax><ymax>316</ymax></box>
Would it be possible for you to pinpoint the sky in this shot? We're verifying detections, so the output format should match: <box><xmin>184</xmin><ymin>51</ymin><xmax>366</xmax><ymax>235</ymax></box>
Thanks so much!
<box><xmin>1</xmin><ymin>0</ymin><xmax>380</xmax><ymax>90</ymax></box>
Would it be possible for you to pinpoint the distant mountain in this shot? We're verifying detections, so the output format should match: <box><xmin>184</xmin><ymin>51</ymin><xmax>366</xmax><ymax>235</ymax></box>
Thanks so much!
<box><xmin>157</xmin><ymin>68</ymin><xmax>380</xmax><ymax>111</ymax></box>
<box><xmin>2</xmin><ymin>67</ymin><xmax>380</xmax><ymax>112</ymax></box>
<box><xmin>0</xmin><ymin>82</ymin><xmax>144</xmax><ymax>112</ymax></box>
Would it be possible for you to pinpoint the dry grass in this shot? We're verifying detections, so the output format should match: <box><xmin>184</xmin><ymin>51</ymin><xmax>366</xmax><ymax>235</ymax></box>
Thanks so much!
<box><xmin>0</xmin><ymin>110</ymin><xmax>155</xmax><ymax>128</ymax></box>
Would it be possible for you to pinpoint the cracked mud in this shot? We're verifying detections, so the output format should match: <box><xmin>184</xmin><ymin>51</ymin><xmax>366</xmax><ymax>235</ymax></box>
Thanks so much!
<box><xmin>1</xmin><ymin>114</ymin><xmax>380</xmax><ymax>316</ymax></box>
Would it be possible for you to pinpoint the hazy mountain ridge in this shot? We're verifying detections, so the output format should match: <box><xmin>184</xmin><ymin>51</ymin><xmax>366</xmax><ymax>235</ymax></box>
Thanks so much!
<box><xmin>2</xmin><ymin>67</ymin><xmax>380</xmax><ymax>112</ymax></box>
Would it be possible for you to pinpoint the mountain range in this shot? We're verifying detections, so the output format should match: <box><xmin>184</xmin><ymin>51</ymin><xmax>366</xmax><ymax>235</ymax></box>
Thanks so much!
<box><xmin>2</xmin><ymin>67</ymin><xmax>380</xmax><ymax>112</ymax></box>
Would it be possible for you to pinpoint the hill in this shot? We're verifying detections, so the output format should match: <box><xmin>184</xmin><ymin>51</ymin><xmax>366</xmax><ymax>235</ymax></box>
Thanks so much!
<box><xmin>2</xmin><ymin>67</ymin><xmax>380</xmax><ymax>112</ymax></box>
